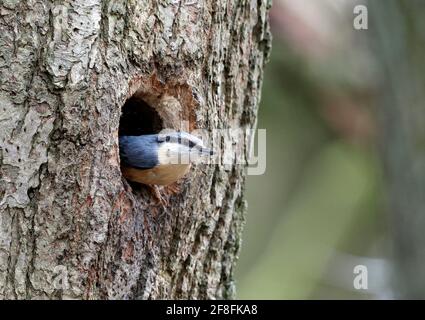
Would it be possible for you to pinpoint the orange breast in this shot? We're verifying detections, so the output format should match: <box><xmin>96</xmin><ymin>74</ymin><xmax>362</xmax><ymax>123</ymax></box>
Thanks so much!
<box><xmin>121</xmin><ymin>164</ymin><xmax>191</xmax><ymax>185</ymax></box>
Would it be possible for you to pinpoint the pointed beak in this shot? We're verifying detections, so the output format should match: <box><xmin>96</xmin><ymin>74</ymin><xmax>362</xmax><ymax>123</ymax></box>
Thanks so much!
<box><xmin>199</xmin><ymin>148</ymin><xmax>214</xmax><ymax>156</ymax></box>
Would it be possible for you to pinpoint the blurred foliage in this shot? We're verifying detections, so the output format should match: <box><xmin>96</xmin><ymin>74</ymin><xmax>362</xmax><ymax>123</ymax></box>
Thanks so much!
<box><xmin>235</xmin><ymin>18</ymin><xmax>386</xmax><ymax>298</ymax></box>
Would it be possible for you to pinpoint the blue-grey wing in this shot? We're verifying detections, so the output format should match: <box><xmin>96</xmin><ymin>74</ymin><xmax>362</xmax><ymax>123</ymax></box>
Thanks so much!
<box><xmin>119</xmin><ymin>135</ymin><xmax>159</xmax><ymax>169</ymax></box>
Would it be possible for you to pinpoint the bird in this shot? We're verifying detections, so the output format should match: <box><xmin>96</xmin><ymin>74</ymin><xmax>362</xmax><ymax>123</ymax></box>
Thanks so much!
<box><xmin>119</xmin><ymin>131</ymin><xmax>213</xmax><ymax>204</ymax></box>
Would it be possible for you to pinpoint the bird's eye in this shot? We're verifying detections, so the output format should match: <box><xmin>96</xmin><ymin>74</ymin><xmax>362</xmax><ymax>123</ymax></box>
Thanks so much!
<box><xmin>165</xmin><ymin>136</ymin><xmax>170</xmax><ymax>142</ymax></box>
<box><xmin>189</xmin><ymin>141</ymin><xmax>196</xmax><ymax>148</ymax></box>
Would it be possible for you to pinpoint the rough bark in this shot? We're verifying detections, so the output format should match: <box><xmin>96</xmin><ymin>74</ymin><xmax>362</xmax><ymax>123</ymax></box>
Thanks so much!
<box><xmin>0</xmin><ymin>0</ymin><xmax>271</xmax><ymax>299</ymax></box>
<box><xmin>369</xmin><ymin>0</ymin><xmax>425</xmax><ymax>298</ymax></box>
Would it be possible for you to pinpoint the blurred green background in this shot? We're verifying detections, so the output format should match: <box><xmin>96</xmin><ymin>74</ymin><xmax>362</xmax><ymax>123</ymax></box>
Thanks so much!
<box><xmin>235</xmin><ymin>0</ymin><xmax>394</xmax><ymax>299</ymax></box>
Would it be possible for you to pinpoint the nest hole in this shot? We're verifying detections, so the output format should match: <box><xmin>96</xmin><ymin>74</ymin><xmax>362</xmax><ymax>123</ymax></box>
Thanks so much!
<box><xmin>118</xmin><ymin>93</ymin><xmax>165</xmax><ymax>194</ymax></box>
<box><xmin>119</xmin><ymin>95</ymin><xmax>163</xmax><ymax>136</ymax></box>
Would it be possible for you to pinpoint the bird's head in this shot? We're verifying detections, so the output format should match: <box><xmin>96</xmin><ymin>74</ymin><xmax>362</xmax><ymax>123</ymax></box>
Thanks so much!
<box><xmin>157</xmin><ymin>131</ymin><xmax>213</xmax><ymax>165</ymax></box>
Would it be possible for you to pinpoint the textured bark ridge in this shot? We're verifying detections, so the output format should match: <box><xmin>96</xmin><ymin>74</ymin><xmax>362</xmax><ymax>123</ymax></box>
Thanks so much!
<box><xmin>0</xmin><ymin>0</ymin><xmax>270</xmax><ymax>299</ymax></box>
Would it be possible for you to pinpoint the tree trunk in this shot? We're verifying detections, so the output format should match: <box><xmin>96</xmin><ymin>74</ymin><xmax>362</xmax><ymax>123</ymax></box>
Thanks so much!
<box><xmin>0</xmin><ymin>0</ymin><xmax>271</xmax><ymax>299</ymax></box>
<box><xmin>369</xmin><ymin>0</ymin><xmax>425</xmax><ymax>298</ymax></box>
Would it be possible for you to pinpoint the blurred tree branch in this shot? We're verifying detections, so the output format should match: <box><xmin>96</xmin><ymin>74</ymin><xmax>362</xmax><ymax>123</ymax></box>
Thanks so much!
<box><xmin>370</xmin><ymin>0</ymin><xmax>425</xmax><ymax>298</ymax></box>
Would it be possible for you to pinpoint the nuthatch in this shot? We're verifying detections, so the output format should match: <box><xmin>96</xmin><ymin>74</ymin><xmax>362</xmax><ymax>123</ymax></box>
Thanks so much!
<box><xmin>119</xmin><ymin>131</ymin><xmax>213</xmax><ymax>186</ymax></box>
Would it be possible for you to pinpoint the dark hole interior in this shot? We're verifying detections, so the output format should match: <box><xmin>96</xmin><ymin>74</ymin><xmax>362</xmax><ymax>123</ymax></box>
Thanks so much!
<box><xmin>119</xmin><ymin>95</ymin><xmax>164</xmax><ymax>192</ymax></box>
<box><xmin>119</xmin><ymin>96</ymin><xmax>163</xmax><ymax>136</ymax></box>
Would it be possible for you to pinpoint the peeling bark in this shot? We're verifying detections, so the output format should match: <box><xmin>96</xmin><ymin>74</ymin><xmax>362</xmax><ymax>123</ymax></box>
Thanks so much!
<box><xmin>0</xmin><ymin>0</ymin><xmax>270</xmax><ymax>299</ymax></box>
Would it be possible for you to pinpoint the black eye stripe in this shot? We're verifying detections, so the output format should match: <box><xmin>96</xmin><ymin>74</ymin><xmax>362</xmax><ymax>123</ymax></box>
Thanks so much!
<box><xmin>162</xmin><ymin>135</ymin><xmax>199</xmax><ymax>148</ymax></box>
